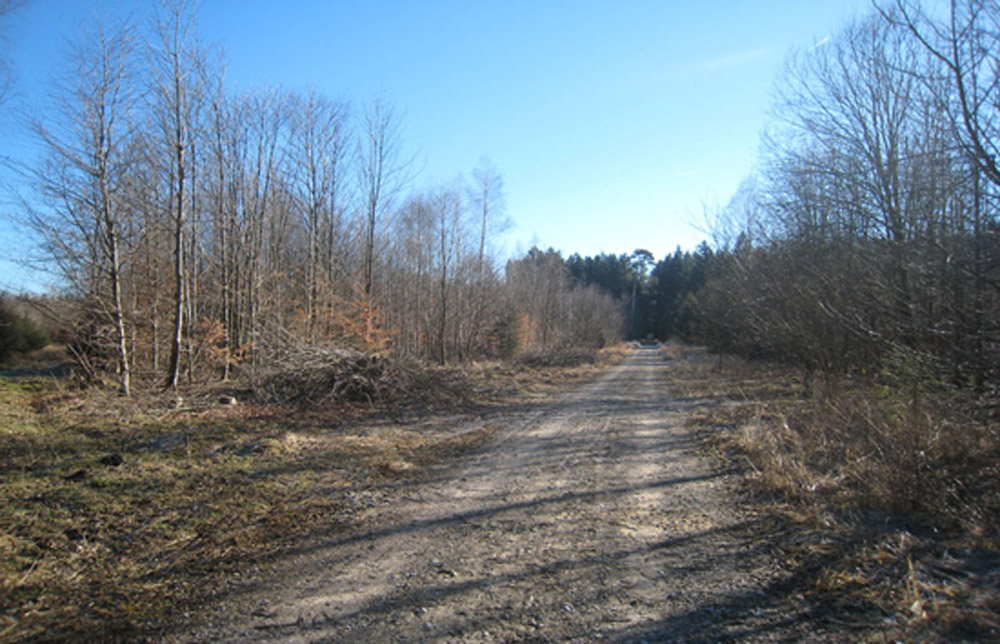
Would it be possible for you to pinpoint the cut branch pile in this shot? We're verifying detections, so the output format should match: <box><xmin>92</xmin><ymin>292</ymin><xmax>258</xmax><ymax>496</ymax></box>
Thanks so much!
<box><xmin>515</xmin><ymin>349</ymin><xmax>598</xmax><ymax>369</ymax></box>
<box><xmin>252</xmin><ymin>345</ymin><xmax>473</xmax><ymax>408</ymax></box>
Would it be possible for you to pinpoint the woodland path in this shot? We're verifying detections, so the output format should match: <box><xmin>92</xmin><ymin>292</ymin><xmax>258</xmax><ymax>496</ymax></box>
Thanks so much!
<box><xmin>173</xmin><ymin>348</ymin><xmax>833</xmax><ymax>642</ymax></box>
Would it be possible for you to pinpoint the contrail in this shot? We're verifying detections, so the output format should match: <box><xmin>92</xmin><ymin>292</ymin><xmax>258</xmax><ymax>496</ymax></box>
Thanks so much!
<box><xmin>810</xmin><ymin>35</ymin><xmax>831</xmax><ymax>50</ymax></box>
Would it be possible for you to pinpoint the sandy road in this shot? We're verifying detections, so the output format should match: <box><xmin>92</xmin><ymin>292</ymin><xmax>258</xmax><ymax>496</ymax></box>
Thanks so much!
<box><xmin>174</xmin><ymin>348</ymin><xmax>824</xmax><ymax>642</ymax></box>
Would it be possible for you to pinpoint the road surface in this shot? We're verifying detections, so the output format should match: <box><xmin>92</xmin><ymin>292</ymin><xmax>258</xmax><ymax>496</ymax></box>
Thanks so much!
<box><xmin>174</xmin><ymin>348</ymin><xmax>832</xmax><ymax>642</ymax></box>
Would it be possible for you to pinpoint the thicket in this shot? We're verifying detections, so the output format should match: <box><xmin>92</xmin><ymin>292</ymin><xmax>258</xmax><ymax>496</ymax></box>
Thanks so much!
<box><xmin>681</xmin><ymin>4</ymin><xmax>1000</xmax><ymax>399</ymax></box>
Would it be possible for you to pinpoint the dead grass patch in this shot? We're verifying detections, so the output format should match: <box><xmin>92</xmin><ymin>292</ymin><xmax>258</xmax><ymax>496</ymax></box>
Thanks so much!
<box><xmin>0</xmin><ymin>347</ymin><xmax>624</xmax><ymax>641</ymax></box>
<box><xmin>666</xmin><ymin>343</ymin><xmax>1000</xmax><ymax>639</ymax></box>
<box><xmin>496</xmin><ymin>344</ymin><xmax>631</xmax><ymax>399</ymax></box>
<box><xmin>0</xmin><ymin>387</ymin><xmax>494</xmax><ymax>640</ymax></box>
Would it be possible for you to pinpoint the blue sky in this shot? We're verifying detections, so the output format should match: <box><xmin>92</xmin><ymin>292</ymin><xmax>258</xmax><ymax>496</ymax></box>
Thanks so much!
<box><xmin>0</xmin><ymin>0</ymin><xmax>872</xmax><ymax>292</ymax></box>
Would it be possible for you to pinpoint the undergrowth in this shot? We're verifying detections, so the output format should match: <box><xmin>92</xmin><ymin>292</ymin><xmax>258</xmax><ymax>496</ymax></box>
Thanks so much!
<box><xmin>664</xmin><ymin>342</ymin><xmax>1000</xmax><ymax>639</ymax></box>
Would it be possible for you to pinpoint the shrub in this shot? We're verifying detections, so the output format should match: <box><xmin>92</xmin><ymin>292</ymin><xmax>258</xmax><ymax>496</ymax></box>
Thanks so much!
<box><xmin>0</xmin><ymin>299</ymin><xmax>51</xmax><ymax>363</ymax></box>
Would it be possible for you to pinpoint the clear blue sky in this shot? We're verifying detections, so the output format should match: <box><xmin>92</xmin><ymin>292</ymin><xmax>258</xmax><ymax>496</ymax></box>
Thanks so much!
<box><xmin>0</xmin><ymin>0</ymin><xmax>873</xmax><ymax>292</ymax></box>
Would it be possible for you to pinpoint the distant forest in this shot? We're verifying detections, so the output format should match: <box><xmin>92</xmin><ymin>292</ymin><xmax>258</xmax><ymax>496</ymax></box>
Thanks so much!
<box><xmin>5</xmin><ymin>0</ymin><xmax>1000</xmax><ymax>401</ymax></box>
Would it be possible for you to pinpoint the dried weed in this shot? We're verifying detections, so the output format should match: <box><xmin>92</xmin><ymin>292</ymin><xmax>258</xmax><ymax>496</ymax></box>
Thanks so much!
<box><xmin>669</xmin><ymin>344</ymin><xmax>1000</xmax><ymax>639</ymax></box>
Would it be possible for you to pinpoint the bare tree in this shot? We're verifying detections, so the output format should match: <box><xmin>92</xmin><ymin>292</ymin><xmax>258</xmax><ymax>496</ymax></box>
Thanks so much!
<box><xmin>430</xmin><ymin>185</ymin><xmax>464</xmax><ymax>364</ymax></box>
<box><xmin>26</xmin><ymin>15</ymin><xmax>137</xmax><ymax>394</ymax></box>
<box><xmin>390</xmin><ymin>193</ymin><xmax>434</xmax><ymax>356</ymax></box>
<box><xmin>202</xmin><ymin>54</ymin><xmax>236</xmax><ymax>378</ymax></box>
<box><xmin>0</xmin><ymin>0</ymin><xmax>23</xmax><ymax>107</ymax></box>
<box><xmin>289</xmin><ymin>90</ymin><xmax>349</xmax><ymax>340</ymax></box>
<box><xmin>764</xmin><ymin>12</ymin><xmax>943</xmax><ymax>358</ymax></box>
<box><xmin>468</xmin><ymin>156</ymin><xmax>507</xmax><ymax>277</ymax></box>
<box><xmin>505</xmin><ymin>248</ymin><xmax>570</xmax><ymax>353</ymax></box>
<box><xmin>463</xmin><ymin>157</ymin><xmax>508</xmax><ymax>357</ymax></box>
<box><xmin>885</xmin><ymin>1</ymin><xmax>1000</xmax><ymax>188</ymax></box>
<box><xmin>357</xmin><ymin>98</ymin><xmax>406</xmax><ymax>348</ymax></box>
<box><xmin>149</xmin><ymin>0</ymin><xmax>204</xmax><ymax>390</ymax></box>
<box><xmin>688</xmin><ymin>5</ymin><xmax>1000</xmax><ymax>392</ymax></box>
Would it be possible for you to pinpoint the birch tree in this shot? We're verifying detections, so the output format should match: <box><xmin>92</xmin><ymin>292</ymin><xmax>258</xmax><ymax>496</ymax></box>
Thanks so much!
<box><xmin>149</xmin><ymin>0</ymin><xmax>203</xmax><ymax>390</ymax></box>
<box><xmin>27</xmin><ymin>16</ymin><xmax>137</xmax><ymax>394</ymax></box>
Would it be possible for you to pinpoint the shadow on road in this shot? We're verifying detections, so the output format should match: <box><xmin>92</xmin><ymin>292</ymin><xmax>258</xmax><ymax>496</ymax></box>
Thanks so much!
<box><xmin>168</xmin><ymin>348</ymin><xmax>866</xmax><ymax>641</ymax></box>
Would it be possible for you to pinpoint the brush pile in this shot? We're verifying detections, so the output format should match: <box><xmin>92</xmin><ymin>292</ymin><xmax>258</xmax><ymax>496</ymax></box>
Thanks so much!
<box><xmin>515</xmin><ymin>349</ymin><xmax>598</xmax><ymax>369</ymax></box>
<box><xmin>252</xmin><ymin>346</ymin><xmax>474</xmax><ymax>408</ymax></box>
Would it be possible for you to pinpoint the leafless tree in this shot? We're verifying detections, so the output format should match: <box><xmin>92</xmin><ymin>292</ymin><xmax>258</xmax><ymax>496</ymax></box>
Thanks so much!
<box><xmin>885</xmin><ymin>1</ymin><xmax>1000</xmax><ymax>188</ymax></box>
<box><xmin>691</xmin><ymin>5</ymin><xmax>1000</xmax><ymax>391</ymax></box>
<box><xmin>289</xmin><ymin>90</ymin><xmax>349</xmax><ymax>340</ymax></box>
<box><xmin>149</xmin><ymin>0</ymin><xmax>204</xmax><ymax>390</ymax></box>
<box><xmin>469</xmin><ymin>156</ymin><xmax>507</xmax><ymax>276</ymax></box>
<box><xmin>390</xmin><ymin>193</ymin><xmax>434</xmax><ymax>357</ymax></box>
<box><xmin>464</xmin><ymin>157</ymin><xmax>508</xmax><ymax>357</ymax></box>
<box><xmin>202</xmin><ymin>55</ymin><xmax>236</xmax><ymax>378</ymax></box>
<box><xmin>357</xmin><ymin>98</ymin><xmax>407</xmax><ymax>347</ymax></box>
<box><xmin>26</xmin><ymin>15</ymin><xmax>138</xmax><ymax>394</ymax></box>
<box><xmin>431</xmin><ymin>185</ymin><xmax>464</xmax><ymax>364</ymax></box>
<box><xmin>505</xmin><ymin>248</ymin><xmax>569</xmax><ymax>353</ymax></box>
<box><xmin>237</xmin><ymin>87</ymin><xmax>288</xmax><ymax>364</ymax></box>
<box><xmin>11</xmin><ymin>0</ymin><xmax>637</xmax><ymax>387</ymax></box>
<box><xmin>0</xmin><ymin>0</ymin><xmax>23</xmax><ymax>107</ymax></box>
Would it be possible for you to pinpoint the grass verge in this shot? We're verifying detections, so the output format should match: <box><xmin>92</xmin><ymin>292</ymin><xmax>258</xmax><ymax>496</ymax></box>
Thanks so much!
<box><xmin>661</xmin><ymin>342</ymin><xmax>1000</xmax><ymax>640</ymax></box>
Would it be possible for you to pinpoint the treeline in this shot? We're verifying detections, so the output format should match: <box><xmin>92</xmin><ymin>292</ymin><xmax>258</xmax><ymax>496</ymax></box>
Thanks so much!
<box><xmin>664</xmin><ymin>2</ymin><xmax>1000</xmax><ymax>395</ymax></box>
<box><xmin>16</xmin><ymin>2</ymin><xmax>623</xmax><ymax>395</ymax></box>
<box><xmin>565</xmin><ymin>247</ymin><xmax>711</xmax><ymax>342</ymax></box>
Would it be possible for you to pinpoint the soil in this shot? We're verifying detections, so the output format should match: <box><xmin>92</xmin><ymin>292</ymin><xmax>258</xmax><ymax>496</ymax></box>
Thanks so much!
<box><xmin>167</xmin><ymin>348</ymin><xmax>866</xmax><ymax>642</ymax></box>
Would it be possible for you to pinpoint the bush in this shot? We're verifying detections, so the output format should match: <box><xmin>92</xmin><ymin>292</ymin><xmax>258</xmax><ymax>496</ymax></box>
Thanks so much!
<box><xmin>0</xmin><ymin>299</ymin><xmax>51</xmax><ymax>363</ymax></box>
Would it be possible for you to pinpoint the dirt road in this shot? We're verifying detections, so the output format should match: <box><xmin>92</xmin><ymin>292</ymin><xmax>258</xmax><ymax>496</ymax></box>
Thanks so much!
<box><xmin>174</xmin><ymin>348</ymin><xmax>828</xmax><ymax>642</ymax></box>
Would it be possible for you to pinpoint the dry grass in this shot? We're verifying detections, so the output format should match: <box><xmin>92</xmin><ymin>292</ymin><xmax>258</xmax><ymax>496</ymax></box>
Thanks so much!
<box><xmin>663</xmin><ymin>342</ymin><xmax>1000</xmax><ymax>639</ymax></box>
<box><xmin>0</xmin><ymin>346</ymin><xmax>629</xmax><ymax>641</ymax></box>
<box><xmin>463</xmin><ymin>345</ymin><xmax>631</xmax><ymax>402</ymax></box>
